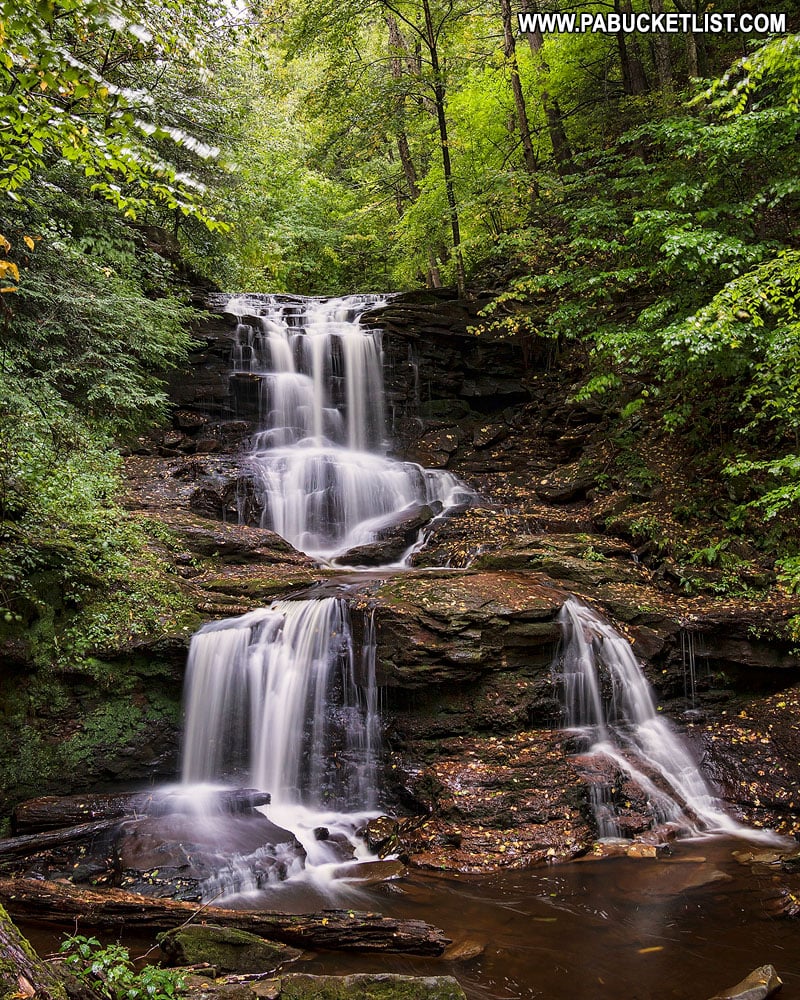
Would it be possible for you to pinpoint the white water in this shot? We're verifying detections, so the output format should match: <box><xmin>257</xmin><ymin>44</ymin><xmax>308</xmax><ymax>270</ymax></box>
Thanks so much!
<box><xmin>223</xmin><ymin>293</ymin><xmax>470</xmax><ymax>562</ymax></box>
<box><xmin>554</xmin><ymin>597</ymin><xmax>774</xmax><ymax>841</ymax></box>
<box><xmin>180</xmin><ymin>598</ymin><xmax>385</xmax><ymax>898</ymax></box>
<box><xmin>183</xmin><ymin>598</ymin><xmax>378</xmax><ymax>807</ymax></box>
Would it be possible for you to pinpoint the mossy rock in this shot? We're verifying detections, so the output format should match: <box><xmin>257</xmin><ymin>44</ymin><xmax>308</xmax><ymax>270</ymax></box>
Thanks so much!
<box><xmin>159</xmin><ymin>924</ymin><xmax>302</xmax><ymax>974</ymax></box>
<box><xmin>279</xmin><ymin>974</ymin><xmax>467</xmax><ymax>1000</ymax></box>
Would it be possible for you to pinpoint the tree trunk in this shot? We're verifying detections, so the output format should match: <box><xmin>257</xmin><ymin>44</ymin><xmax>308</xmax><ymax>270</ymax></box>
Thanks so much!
<box><xmin>0</xmin><ymin>902</ymin><xmax>68</xmax><ymax>1000</ymax></box>
<box><xmin>419</xmin><ymin>0</ymin><xmax>466</xmax><ymax>300</ymax></box>
<box><xmin>0</xmin><ymin>879</ymin><xmax>450</xmax><ymax>956</ymax></box>
<box><xmin>649</xmin><ymin>0</ymin><xmax>673</xmax><ymax>90</ymax></box>
<box><xmin>499</xmin><ymin>0</ymin><xmax>538</xmax><ymax>182</ymax></box>
<box><xmin>685</xmin><ymin>30</ymin><xmax>698</xmax><ymax>78</ymax></box>
<box><xmin>615</xmin><ymin>0</ymin><xmax>649</xmax><ymax>95</ymax></box>
<box><xmin>521</xmin><ymin>0</ymin><xmax>574</xmax><ymax>175</ymax></box>
<box><xmin>0</xmin><ymin>820</ymin><xmax>122</xmax><ymax>862</ymax></box>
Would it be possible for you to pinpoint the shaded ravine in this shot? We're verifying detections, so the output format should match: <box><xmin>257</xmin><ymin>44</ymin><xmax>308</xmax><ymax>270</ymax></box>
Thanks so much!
<box><xmin>166</xmin><ymin>295</ymin><xmax>786</xmax><ymax>909</ymax></box>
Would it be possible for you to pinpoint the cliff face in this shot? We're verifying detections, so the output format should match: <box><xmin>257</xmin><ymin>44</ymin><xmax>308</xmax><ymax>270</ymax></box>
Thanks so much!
<box><xmin>2</xmin><ymin>290</ymin><xmax>798</xmax><ymax>868</ymax></box>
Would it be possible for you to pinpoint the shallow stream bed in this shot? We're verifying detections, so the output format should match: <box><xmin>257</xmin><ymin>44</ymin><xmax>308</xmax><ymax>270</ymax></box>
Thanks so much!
<box><xmin>258</xmin><ymin>836</ymin><xmax>799</xmax><ymax>998</ymax></box>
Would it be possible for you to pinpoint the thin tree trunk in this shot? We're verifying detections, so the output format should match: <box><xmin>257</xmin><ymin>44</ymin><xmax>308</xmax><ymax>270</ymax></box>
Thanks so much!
<box><xmin>420</xmin><ymin>0</ymin><xmax>466</xmax><ymax>299</ymax></box>
<box><xmin>649</xmin><ymin>0</ymin><xmax>673</xmax><ymax>89</ymax></box>
<box><xmin>499</xmin><ymin>0</ymin><xmax>538</xmax><ymax>182</ymax></box>
<box><xmin>616</xmin><ymin>0</ymin><xmax>649</xmax><ymax>94</ymax></box>
<box><xmin>521</xmin><ymin>0</ymin><xmax>574</xmax><ymax>175</ymax></box>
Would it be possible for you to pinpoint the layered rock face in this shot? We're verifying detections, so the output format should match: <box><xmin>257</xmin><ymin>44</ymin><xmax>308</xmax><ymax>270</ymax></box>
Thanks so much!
<box><xmin>3</xmin><ymin>289</ymin><xmax>799</xmax><ymax>874</ymax></box>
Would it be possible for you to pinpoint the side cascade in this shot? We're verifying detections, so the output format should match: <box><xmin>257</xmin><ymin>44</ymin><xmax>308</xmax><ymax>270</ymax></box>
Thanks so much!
<box><xmin>552</xmin><ymin>597</ymin><xmax>769</xmax><ymax>841</ymax></box>
<box><xmin>222</xmin><ymin>293</ymin><xmax>471</xmax><ymax>563</ymax></box>
<box><xmin>180</xmin><ymin>597</ymin><xmax>382</xmax><ymax>896</ymax></box>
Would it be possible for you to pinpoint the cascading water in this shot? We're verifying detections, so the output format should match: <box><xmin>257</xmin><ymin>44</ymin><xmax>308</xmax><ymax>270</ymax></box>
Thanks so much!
<box><xmin>179</xmin><ymin>597</ymin><xmax>383</xmax><ymax>898</ymax></box>
<box><xmin>223</xmin><ymin>293</ymin><xmax>470</xmax><ymax>563</ymax></box>
<box><xmin>553</xmin><ymin>597</ymin><xmax>763</xmax><ymax>841</ymax></box>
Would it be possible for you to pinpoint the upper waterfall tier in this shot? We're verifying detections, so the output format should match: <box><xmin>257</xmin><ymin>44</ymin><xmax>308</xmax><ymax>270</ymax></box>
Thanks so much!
<box><xmin>222</xmin><ymin>294</ymin><xmax>471</xmax><ymax>562</ymax></box>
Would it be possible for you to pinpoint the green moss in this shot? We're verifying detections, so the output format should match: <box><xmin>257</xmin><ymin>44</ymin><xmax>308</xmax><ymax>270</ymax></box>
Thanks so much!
<box><xmin>159</xmin><ymin>925</ymin><xmax>301</xmax><ymax>973</ymax></box>
<box><xmin>279</xmin><ymin>975</ymin><xmax>467</xmax><ymax>1000</ymax></box>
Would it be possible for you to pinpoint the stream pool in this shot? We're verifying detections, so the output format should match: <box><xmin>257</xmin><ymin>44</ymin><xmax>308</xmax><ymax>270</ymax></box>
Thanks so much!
<box><xmin>24</xmin><ymin>835</ymin><xmax>797</xmax><ymax>1000</ymax></box>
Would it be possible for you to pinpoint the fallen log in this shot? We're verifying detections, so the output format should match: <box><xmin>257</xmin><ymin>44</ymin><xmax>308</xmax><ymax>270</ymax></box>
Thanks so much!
<box><xmin>13</xmin><ymin>789</ymin><xmax>271</xmax><ymax>834</ymax></box>
<box><xmin>0</xmin><ymin>819</ymin><xmax>121</xmax><ymax>862</ymax></box>
<box><xmin>0</xmin><ymin>879</ymin><xmax>450</xmax><ymax>956</ymax></box>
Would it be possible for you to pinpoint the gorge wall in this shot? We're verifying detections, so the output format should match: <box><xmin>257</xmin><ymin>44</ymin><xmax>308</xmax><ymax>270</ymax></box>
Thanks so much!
<box><xmin>1</xmin><ymin>291</ymin><xmax>799</xmax><ymax>870</ymax></box>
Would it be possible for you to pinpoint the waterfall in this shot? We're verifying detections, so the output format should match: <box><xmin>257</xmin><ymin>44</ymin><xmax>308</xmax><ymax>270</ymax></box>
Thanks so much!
<box><xmin>223</xmin><ymin>293</ymin><xmax>470</xmax><ymax>562</ymax></box>
<box><xmin>182</xmin><ymin>598</ymin><xmax>378</xmax><ymax>811</ymax></box>
<box><xmin>553</xmin><ymin>597</ymin><xmax>749</xmax><ymax>840</ymax></box>
<box><xmin>179</xmin><ymin>597</ymin><xmax>383</xmax><ymax>898</ymax></box>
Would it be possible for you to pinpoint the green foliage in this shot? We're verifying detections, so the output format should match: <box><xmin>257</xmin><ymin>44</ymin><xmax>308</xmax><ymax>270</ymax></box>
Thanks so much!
<box><xmin>58</xmin><ymin>935</ymin><xmax>185</xmax><ymax>1000</ymax></box>
<box><xmin>776</xmin><ymin>556</ymin><xmax>800</xmax><ymax>594</ymax></box>
<box><xmin>0</xmin><ymin>0</ymin><xmax>224</xmax><ymax>228</ymax></box>
<box><xmin>0</xmin><ymin>177</ymin><xmax>197</xmax><ymax>659</ymax></box>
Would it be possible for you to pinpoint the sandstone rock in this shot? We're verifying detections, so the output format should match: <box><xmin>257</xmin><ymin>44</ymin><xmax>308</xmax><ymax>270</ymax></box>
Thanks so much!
<box><xmin>472</xmin><ymin>422</ymin><xmax>507</xmax><ymax>449</ymax></box>
<box><xmin>335</xmin><ymin>502</ymin><xmax>443</xmax><ymax>566</ymax></box>
<box><xmin>358</xmin><ymin>816</ymin><xmax>400</xmax><ymax>855</ymax></box>
<box><xmin>175</xmin><ymin>410</ymin><xmax>210</xmax><ymax>432</ymax></box>
<box><xmin>163</xmin><ymin>515</ymin><xmax>311</xmax><ymax>565</ymax></box>
<box><xmin>163</xmin><ymin>430</ymin><xmax>187</xmax><ymax>449</ymax></box>
<box><xmin>706</xmin><ymin>965</ymin><xmax>782</xmax><ymax>1000</ymax></box>
<box><xmin>331</xmin><ymin>860</ymin><xmax>407</xmax><ymax>884</ymax></box>
<box><xmin>534</xmin><ymin>463</ymin><xmax>597</xmax><ymax>503</ymax></box>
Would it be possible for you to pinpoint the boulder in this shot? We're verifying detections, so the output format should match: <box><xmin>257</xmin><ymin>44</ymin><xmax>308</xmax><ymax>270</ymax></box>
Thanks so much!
<box><xmin>175</xmin><ymin>410</ymin><xmax>209</xmax><ymax>432</ymax></box>
<box><xmin>534</xmin><ymin>462</ymin><xmax>597</xmax><ymax>503</ymax></box>
<box><xmin>472</xmin><ymin>422</ymin><xmax>508</xmax><ymax>449</ymax></box>
<box><xmin>159</xmin><ymin>925</ymin><xmax>302</xmax><ymax>974</ymax></box>
<box><xmin>707</xmin><ymin>965</ymin><xmax>782</xmax><ymax>1000</ymax></box>
<box><xmin>335</xmin><ymin>502</ymin><xmax>442</xmax><ymax>566</ymax></box>
<box><xmin>279</xmin><ymin>974</ymin><xmax>467</xmax><ymax>1000</ymax></box>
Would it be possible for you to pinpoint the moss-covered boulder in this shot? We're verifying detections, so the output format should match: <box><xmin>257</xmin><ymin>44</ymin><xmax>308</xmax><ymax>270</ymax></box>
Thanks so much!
<box><xmin>279</xmin><ymin>974</ymin><xmax>466</xmax><ymax>1000</ymax></box>
<box><xmin>159</xmin><ymin>924</ymin><xmax>302</xmax><ymax>974</ymax></box>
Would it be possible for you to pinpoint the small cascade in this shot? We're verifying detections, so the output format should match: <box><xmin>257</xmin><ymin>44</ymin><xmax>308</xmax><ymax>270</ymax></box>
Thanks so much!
<box><xmin>553</xmin><ymin>597</ymin><xmax>750</xmax><ymax>840</ymax></box>
<box><xmin>180</xmin><ymin>597</ymin><xmax>383</xmax><ymax>899</ymax></box>
<box><xmin>223</xmin><ymin>294</ymin><xmax>470</xmax><ymax>563</ymax></box>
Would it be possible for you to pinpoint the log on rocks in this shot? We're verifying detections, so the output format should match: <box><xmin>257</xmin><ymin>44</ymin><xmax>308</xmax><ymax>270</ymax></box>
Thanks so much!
<box><xmin>0</xmin><ymin>879</ymin><xmax>450</xmax><ymax>956</ymax></box>
<box><xmin>13</xmin><ymin>790</ymin><xmax>271</xmax><ymax>834</ymax></box>
<box><xmin>0</xmin><ymin>820</ymin><xmax>121</xmax><ymax>862</ymax></box>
